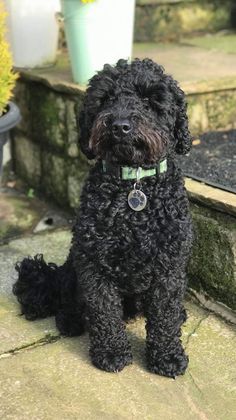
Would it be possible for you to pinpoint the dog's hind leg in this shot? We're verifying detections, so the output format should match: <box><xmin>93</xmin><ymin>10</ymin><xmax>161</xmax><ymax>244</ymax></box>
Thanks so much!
<box><xmin>55</xmin><ymin>262</ymin><xmax>85</xmax><ymax>337</ymax></box>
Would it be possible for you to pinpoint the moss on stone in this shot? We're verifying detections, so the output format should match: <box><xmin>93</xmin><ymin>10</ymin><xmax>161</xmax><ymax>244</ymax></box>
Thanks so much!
<box><xmin>13</xmin><ymin>82</ymin><xmax>31</xmax><ymax>134</ymax></box>
<box><xmin>205</xmin><ymin>91</ymin><xmax>236</xmax><ymax>131</ymax></box>
<box><xmin>187</xmin><ymin>89</ymin><xmax>236</xmax><ymax>135</ymax></box>
<box><xmin>12</xmin><ymin>89</ymin><xmax>91</xmax><ymax>210</ymax></box>
<box><xmin>66</xmin><ymin>99</ymin><xmax>81</xmax><ymax>158</ymax></box>
<box><xmin>135</xmin><ymin>0</ymin><xmax>234</xmax><ymax>42</ymax></box>
<box><xmin>67</xmin><ymin>160</ymin><xmax>89</xmax><ymax>208</ymax></box>
<box><xmin>13</xmin><ymin>136</ymin><xmax>41</xmax><ymax>187</ymax></box>
<box><xmin>187</xmin><ymin>101</ymin><xmax>209</xmax><ymax>134</ymax></box>
<box><xmin>41</xmin><ymin>153</ymin><xmax>68</xmax><ymax>207</ymax></box>
<box><xmin>188</xmin><ymin>204</ymin><xmax>236</xmax><ymax>309</ymax></box>
<box><xmin>30</xmin><ymin>85</ymin><xmax>66</xmax><ymax>151</ymax></box>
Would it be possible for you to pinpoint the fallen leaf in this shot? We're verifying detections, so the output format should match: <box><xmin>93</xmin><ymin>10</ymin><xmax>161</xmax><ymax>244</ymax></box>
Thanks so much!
<box><xmin>192</xmin><ymin>139</ymin><xmax>201</xmax><ymax>146</ymax></box>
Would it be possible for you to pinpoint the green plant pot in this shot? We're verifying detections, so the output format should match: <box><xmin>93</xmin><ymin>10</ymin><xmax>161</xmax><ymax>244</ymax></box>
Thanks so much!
<box><xmin>0</xmin><ymin>102</ymin><xmax>21</xmax><ymax>176</ymax></box>
<box><xmin>61</xmin><ymin>0</ymin><xmax>136</xmax><ymax>85</ymax></box>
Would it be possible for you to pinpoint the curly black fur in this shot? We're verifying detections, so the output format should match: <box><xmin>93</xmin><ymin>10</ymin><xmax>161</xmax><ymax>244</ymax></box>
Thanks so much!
<box><xmin>13</xmin><ymin>59</ymin><xmax>193</xmax><ymax>378</ymax></box>
<box><xmin>13</xmin><ymin>254</ymin><xmax>60</xmax><ymax>320</ymax></box>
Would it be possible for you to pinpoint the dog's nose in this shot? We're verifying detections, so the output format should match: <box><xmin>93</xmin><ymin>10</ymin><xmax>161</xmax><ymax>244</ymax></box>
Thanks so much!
<box><xmin>112</xmin><ymin>119</ymin><xmax>132</xmax><ymax>137</ymax></box>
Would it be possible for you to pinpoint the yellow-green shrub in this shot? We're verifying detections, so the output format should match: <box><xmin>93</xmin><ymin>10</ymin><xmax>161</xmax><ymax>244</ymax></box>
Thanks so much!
<box><xmin>0</xmin><ymin>2</ymin><xmax>17</xmax><ymax>115</ymax></box>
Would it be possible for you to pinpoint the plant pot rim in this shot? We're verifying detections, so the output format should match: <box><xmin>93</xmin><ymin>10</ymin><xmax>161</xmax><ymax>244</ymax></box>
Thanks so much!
<box><xmin>0</xmin><ymin>101</ymin><xmax>21</xmax><ymax>134</ymax></box>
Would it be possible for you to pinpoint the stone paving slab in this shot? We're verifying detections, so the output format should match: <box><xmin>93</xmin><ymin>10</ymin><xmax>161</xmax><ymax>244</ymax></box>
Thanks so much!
<box><xmin>0</xmin><ymin>191</ymin><xmax>43</xmax><ymax>244</ymax></box>
<box><xmin>133</xmin><ymin>43</ymin><xmax>236</xmax><ymax>84</ymax></box>
<box><xmin>0</xmin><ymin>295</ymin><xmax>58</xmax><ymax>355</ymax></box>
<box><xmin>0</xmin><ymin>289</ymin><xmax>204</xmax><ymax>360</ymax></box>
<box><xmin>0</xmin><ymin>300</ymin><xmax>235</xmax><ymax>420</ymax></box>
<box><xmin>186</xmin><ymin>314</ymin><xmax>236</xmax><ymax>420</ymax></box>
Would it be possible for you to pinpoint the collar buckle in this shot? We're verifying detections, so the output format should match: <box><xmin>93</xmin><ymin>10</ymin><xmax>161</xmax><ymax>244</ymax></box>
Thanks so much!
<box><xmin>136</xmin><ymin>167</ymin><xmax>141</xmax><ymax>183</ymax></box>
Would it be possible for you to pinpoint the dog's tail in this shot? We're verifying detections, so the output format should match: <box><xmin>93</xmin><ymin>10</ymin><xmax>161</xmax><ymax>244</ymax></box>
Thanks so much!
<box><xmin>13</xmin><ymin>254</ymin><xmax>65</xmax><ymax>320</ymax></box>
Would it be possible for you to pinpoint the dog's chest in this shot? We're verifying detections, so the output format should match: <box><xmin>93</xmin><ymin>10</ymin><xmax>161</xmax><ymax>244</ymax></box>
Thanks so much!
<box><xmin>76</xmin><ymin>174</ymin><xmax>191</xmax><ymax>285</ymax></box>
<box><xmin>81</xmin><ymin>187</ymin><xmax>177</xmax><ymax>262</ymax></box>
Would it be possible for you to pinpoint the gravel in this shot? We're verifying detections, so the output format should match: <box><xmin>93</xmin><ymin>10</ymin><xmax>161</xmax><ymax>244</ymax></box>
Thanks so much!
<box><xmin>179</xmin><ymin>130</ymin><xmax>236</xmax><ymax>192</ymax></box>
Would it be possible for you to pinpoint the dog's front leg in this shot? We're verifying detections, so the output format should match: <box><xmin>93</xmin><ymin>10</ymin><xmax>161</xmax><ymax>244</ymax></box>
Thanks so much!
<box><xmin>84</xmin><ymin>279</ymin><xmax>132</xmax><ymax>372</ymax></box>
<box><xmin>145</xmin><ymin>275</ymin><xmax>188</xmax><ymax>378</ymax></box>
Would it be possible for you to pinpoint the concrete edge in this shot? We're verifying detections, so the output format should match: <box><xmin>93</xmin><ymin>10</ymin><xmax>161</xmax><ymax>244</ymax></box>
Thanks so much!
<box><xmin>184</xmin><ymin>178</ymin><xmax>236</xmax><ymax>217</ymax></box>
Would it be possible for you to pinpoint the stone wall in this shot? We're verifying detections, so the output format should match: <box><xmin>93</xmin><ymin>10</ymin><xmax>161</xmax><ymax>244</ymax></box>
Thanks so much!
<box><xmin>11</xmin><ymin>74</ymin><xmax>236</xmax><ymax>209</ymax></box>
<box><xmin>187</xmin><ymin>86</ymin><xmax>236</xmax><ymax>134</ymax></box>
<box><xmin>135</xmin><ymin>0</ymin><xmax>235</xmax><ymax>42</ymax></box>
<box><xmin>12</xmin><ymin>80</ymin><xmax>90</xmax><ymax>209</ymax></box>
<box><xmin>189</xmin><ymin>204</ymin><xmax>236</xmax><ymax>310</ymax></box>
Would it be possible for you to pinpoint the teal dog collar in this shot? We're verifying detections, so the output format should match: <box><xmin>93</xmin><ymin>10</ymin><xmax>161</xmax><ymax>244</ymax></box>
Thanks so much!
<box><xmin>102</xmin><ymin>159</ymin><xmax>167</xmax><ymax>180</ymax></box>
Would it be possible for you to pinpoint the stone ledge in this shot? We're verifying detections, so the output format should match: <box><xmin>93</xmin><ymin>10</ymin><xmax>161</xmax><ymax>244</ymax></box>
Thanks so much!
<box><xmin>183</xmin><ymin>77</ymin><xmax>236</xmax><ymax>96</ymax></box>
<box><xmin>17</xmin><ymin>58</ymin><xmax>236</xmax><ymax>97</ymax></box>
<box><xmin>137</xmin><ymin>0</ymin><xmax>195</xmax><ymax>5</ymax></box>
<box><xmin>185</xmin><ymin>178</ymin><xmax>236</xmax><ymax>217</ymax></box>
<box><xmin>16</xmin><ymin>57</ymin><xmax>236</xmax><ymax>136</ymax></box>
<box><xmin>18</xmin><ymin>67</ymin><xmax>86</xmax><ymax>96</ymax></box>
<box><xmin>188</xmin><ymin>289</ymin><xmax>236</xmax><ymax>325</ymax></box>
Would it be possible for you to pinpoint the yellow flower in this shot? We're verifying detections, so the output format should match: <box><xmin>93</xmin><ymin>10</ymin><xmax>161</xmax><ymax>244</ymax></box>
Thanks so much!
<box><xmin>81</xmin><ymin>0</ymin><xmax>96</xmax><ymax>3</ymax></box>
<box><xmin>0</xmin><ymin>3</ymin><xmax>18</xmax><ymax>114</ymax></box>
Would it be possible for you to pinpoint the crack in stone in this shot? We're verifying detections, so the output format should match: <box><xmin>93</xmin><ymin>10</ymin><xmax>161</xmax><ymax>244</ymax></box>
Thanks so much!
<box><xmin>185</xmin><ymin>313</ymin><xmax>210</xmax><ymax>348</ymax></box>
<box><xmin>0</xmin><ymin>334</ymin><xmax>61</xmax><ymax>360</ymax></box>
<box><xmin>188</xmin><ymin>370</ymin><xmax>204</xmax><ymax>398</ymax></box>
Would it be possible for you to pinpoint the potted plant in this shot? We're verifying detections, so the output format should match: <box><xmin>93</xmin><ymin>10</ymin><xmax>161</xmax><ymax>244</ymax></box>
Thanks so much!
<box><xmin>3</xmin><ymin>0</ymin><xmax>61</xmax><ymax>68</ymax></box>
<box><xmin>0</xmin><ymin>2</ymin><xmax>20</xmax><ymax>176</ymax></box>
<box><xmin>61</xmin><ymin>0</ymin><xmax>136</xmax><ymax>85</ymax></box>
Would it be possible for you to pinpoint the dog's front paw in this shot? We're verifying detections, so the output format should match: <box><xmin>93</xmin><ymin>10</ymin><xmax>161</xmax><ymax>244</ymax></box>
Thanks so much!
<box><xmin>90</xmin><ymin>349</ymin><xmax>133</xmax><ymax>373</ymax></box>
<box><xmin>147</xmin><ymin>345</ymin><xmax>189</xmax><ymax>378</ymax></box>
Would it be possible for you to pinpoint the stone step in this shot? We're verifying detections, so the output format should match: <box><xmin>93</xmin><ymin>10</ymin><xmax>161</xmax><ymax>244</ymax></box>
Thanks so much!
<box><xmin>135</xmin><ymin>0</ymin><xmax>235</xmax><ymax>42</ymax></box>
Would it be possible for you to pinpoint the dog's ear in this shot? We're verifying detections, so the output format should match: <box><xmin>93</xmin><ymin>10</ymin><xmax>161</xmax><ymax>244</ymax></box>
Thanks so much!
<box><xmin>78</xmin><ymin>106</ymin><xmax>96</xmax><ymax>160</ymax></box>
<box><xmin>134</xmin><ymin>60</ymin><xmax>192</xmax><ymax>155</ymax></box>
<box><xmin>77</xmin><ymin>64</ymin><xmax>119</xmax><ymax>159</ymax></box>
<box><xmin>173</xmin><ymin>83</ymin><xmax>192</xmax><ymax>155</ymax></box>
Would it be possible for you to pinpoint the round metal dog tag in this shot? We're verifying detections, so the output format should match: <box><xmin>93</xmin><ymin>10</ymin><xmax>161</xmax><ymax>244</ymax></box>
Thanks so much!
<box><xmin>128</xmin><ymin>189</ymin><xmax>147</xmax><ymax>211</ymax></box>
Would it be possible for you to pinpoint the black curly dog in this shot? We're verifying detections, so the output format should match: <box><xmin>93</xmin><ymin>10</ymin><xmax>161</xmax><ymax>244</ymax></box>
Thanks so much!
<box><xmin>13</xmin><ymin>59</ymin><xmax>193</xmax><ymax>378</ymax></box>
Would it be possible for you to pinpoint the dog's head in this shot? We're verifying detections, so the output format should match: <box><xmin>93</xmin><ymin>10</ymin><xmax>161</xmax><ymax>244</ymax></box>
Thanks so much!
<box><xmin>78</xmin><ymin>59</ymin><xmax>192</xmax><ymax>165</ymax></box>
